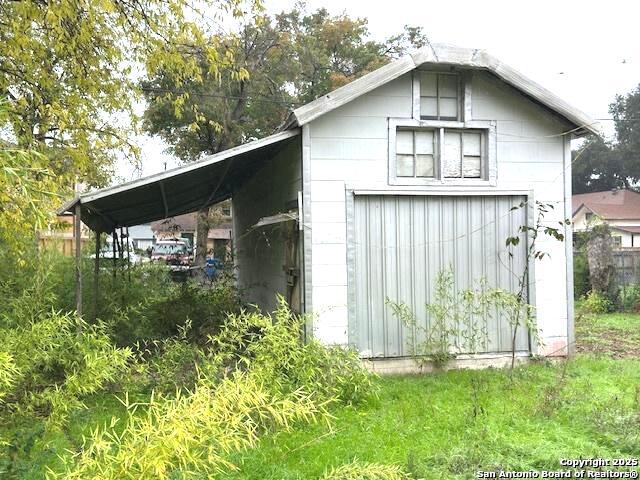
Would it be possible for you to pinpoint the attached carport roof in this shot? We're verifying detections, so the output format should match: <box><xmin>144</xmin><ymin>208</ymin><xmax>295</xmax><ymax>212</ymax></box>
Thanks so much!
<box><xmin>60</xmin><ymin>129</ymin><xmax>300</xmax><ymax>232</ymax></box>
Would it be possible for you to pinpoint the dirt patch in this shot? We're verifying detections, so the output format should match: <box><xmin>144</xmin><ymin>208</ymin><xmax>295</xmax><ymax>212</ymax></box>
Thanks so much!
<box><xmin>575</xmin><ymin>313</ymin><xmax>640</xmax><ymax>358</ymax></box>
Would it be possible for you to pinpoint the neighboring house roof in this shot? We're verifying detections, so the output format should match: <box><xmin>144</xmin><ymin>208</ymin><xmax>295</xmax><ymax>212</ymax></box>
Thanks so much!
<box><xmin>572</xmin><ymin>189</ymin><xmax>640</xmax><ymax>220</ymax></box>
<box><xmin>286</xmin><ymin>43</ymin><xmax>599</xmax><ymax>136</ymax></box>
<box><xmin>151</xmin><ymin>213</ymin><xmax>232</xmax><ymax>240</ymax></box>
<box><xmin>612</xmin><ymin>226</ymin><xmax>640</xmax><ymax>234</ymax></box>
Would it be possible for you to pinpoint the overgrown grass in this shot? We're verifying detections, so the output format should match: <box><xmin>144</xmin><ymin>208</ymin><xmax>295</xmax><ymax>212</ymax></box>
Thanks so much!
<box><xmin>2</xmin><ymin>312</ymin><xmax>640</xmax><ymax>478</ymax></box>
<box><xmin>222</xmin><ymin>356</ymin><xmax>640</xmax><ymax>479</ymax></box>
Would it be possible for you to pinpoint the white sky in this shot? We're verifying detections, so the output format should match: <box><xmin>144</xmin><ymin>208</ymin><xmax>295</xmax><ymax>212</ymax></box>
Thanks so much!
<box><xmin>116</xmin><ymin>0</ymin><xmax>640</xmax><ymax>182</ymax></box>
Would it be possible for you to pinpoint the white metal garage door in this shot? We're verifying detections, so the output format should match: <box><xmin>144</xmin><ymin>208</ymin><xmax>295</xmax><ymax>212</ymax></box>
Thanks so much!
<box><xmin>348</xmin><ymin>194</ymin><xmax>530</xmax><ymax>358</ymax></box>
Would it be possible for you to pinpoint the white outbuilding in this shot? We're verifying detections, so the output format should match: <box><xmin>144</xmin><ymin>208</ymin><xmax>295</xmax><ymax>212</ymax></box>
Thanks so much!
<box><xmin>64</xmin><ymin>44</ymin><xmax>598</xmax><ymax>372</ymax></box>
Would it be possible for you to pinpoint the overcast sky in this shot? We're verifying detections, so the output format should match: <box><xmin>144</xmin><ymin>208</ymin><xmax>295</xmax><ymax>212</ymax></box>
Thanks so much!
<box><xmin>117</xmin><ymin>0</ymin><xmax>640</xmax><ymax>182</ymax></box>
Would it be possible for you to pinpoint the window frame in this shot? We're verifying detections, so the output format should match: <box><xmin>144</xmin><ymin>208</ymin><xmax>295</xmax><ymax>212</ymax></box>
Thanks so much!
<box><xmin>394</xmin><ymin>129</ymin><xmax>438</xmax><ymax>179</ymax></box>
<box><xmin>388</xmin><ymin>118</ymin><xmax>497</xmax><ymax>186</ymax></box>
<box><xmin>418</xmin><ymin>71</ymin><xmax>462</xmax><ymax>121</ymax></box>
<box><xmin>612</xmin><ymin>235</ymin><xmax>622</xmax><ymax>248</ymax></box>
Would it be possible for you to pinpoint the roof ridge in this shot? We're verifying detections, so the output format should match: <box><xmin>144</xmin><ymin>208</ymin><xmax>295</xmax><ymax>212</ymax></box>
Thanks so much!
<box><xmin>291</xmin><ymin>44</ymin><xmax>599</xmax><ymax>136</ymax></box>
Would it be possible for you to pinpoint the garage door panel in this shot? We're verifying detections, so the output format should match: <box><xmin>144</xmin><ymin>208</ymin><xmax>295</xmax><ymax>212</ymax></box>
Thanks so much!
<box><xmin>350</xmin><ymin>194</ymin><xmax>529</xmax><ymax>358</ymax></box>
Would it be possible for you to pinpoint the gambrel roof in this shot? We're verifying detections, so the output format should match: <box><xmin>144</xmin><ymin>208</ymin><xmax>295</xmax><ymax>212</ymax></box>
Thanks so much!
<box><xmin>286</xmin><ymin>43</ymin><xmax>599</xmax><ymax>137</ymax></box>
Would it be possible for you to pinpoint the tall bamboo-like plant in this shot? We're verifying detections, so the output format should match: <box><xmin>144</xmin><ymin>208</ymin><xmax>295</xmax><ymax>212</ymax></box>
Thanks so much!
<box><xmin>387</xmin><ymin>268</ymin><xmax>494</xmax><ymax>369</ymax></box>
<box><xmin>504</xmin><ymin>201</ymin><xmax>569</xmax><ymax>368</ymax></box>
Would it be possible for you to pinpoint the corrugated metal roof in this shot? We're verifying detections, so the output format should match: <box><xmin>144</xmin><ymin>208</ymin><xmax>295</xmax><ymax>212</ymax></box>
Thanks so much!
<box><xmin>59</xmin><ymin>43</ymin><xmax>599</xmax><ymax>233</ymax></box>
<box><xmin>288</xmin><ymin>44</ymin><xmax>599</xmax><ymax>136</ymax></box>
<box><xmin>60</xmin><ymin>129</ymin><xmax>300</xmax><ymax>232</ymax></box>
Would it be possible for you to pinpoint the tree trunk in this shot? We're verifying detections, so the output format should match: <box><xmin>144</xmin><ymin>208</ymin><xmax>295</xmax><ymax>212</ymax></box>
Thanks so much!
<box><xmin>586</xmin><ymin>224</ymin><xmax>616</xmax><ymax>298</ymax></box>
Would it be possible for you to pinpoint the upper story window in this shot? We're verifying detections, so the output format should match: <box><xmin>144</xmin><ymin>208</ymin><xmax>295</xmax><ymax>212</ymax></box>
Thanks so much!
<box><xmin>395</xmin><ymin>127</ymin><xmax>484</xmax><ymax>180</ymax></box>
<box><xmin>420</xmin><ymin>72</ymin><xmax>460</xmax><ymax>121</ymax></box>
<box><xmin>388</xmin><ymin>71</ymin><xmax>496</xmax><ymax>186</ymax></box>
<box><xmin>442</xmin><ymin>130</ymin><xmax>483</xmax><ymax>178</ymax></box>
<box><xmin>396</xmin><ymin>130</ymin><xmax>435</xmax><ymax>178</ymax></box>
<box><xmin>388</xmin><ymin>118</ymin><xmax>497</xmax><ymax>186</ymax></box>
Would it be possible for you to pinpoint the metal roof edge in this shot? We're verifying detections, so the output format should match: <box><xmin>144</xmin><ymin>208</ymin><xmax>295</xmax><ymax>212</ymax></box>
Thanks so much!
<box><xmin>292</xmin><ymin>55</ymin><xmax>417</xmax><ymax>126</ymax></box>
<box><xmin>56</xmin><ymin>196</ymin><xmax>80</xmax><ymax>215</ymax></box>
<box><xmin>291</xmin><ymin>43</ymin><xmax>600</xmax><ymax>137</ymax></box>
<box><xmin>79</xmin><ymin>129</ymin><xmax>301</xmax><ymax>204</ymax></box>
<box><xmin>473</xmin><ymin>50</ymin><xmax>600</xmax><ymax>137</ymax></box>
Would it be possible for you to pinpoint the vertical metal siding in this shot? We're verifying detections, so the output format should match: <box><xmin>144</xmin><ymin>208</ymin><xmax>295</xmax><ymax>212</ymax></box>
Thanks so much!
<box><xmin>351</xmin><ymin>194</ymin><xmax>529</xmax><ymax>358</ymax></box>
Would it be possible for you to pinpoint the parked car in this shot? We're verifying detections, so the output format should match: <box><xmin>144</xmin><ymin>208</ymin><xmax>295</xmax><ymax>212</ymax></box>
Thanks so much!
<box><xmin>151</xmin><ymin>239</ymin><xmax>192</xmax><ymax>271</ymax></box>
<box><xmin>91</xmin><ymin>241</ymin><xmax>142</xmax><ymax>264</ymax></box>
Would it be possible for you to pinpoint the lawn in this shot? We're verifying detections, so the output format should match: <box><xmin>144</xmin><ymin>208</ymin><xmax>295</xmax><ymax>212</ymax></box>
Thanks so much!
<box><xmin>2</xmin><ymin>313</ymin><xmax>639</xmax><ymax>479</ymax></box>
<box><xmin>222</xmin><ymin>357</ymin><xmax>640</xmax><ymax>479</ymax></box>
<box><xmin>223</xmin><ymin>312</ymin><xmax>640</xmax><ymax>479</ymax></box>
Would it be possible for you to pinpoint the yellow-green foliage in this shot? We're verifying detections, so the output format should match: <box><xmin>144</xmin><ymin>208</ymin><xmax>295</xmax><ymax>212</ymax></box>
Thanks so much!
<box><xmin>52</xmin><ymin>298</ymin><xmax>375</xmax><ymax>479</ymax></box>
<box><xmin>54</xmin><ymin>371</ymin><xmax>324</xmax><ymax>479</ymax></box>
<box><xmin>0</xmin><ymin>351</ymin><xmax>18</xmax><ymax>404</ymax></box>
<box><xmin>0</xmin><ymin>102</ymin><xmax>60</xmax><ymax>261</ymax></box>
<box><xmin>581</xmin><ymin>290</ymin><xmax>614</xmax><ymax>314</ymax></box>
<box><xmin>319</xmin><ymin>460</ymin><xmax>410</xmax><ymax>480</ymax></box>
<box><xmin>0</xmin><ymin>311</ymin><xmax>131</xmax><ymax>424</ymax></box>
<box><xmin>210</xmin><ymin>296</ymin><xmax>376</xmax><ymax>405</ymax></box>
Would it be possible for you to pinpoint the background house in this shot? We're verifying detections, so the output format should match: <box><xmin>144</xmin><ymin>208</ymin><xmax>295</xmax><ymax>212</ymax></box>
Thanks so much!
<box><xmin>128</xmin><ymin>224</ymin><xmax>155</xmax><ymax>251</ymax></box>
<box><xmin>151</xmin><ymin>212</ymin><xmax>232</xmax><ymax>259</ymax></box>
<box><xmin>66</xmin><ymin>44</ymin><xmax>598</xmax><ymax>371</ymax></box>
<box><xmin>573</xmin><ymin>189</ymin><xmax>640</xmax><ymax>248</ymax></box>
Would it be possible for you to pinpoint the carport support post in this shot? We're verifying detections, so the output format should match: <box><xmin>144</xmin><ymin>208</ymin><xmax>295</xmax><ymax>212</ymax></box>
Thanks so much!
<box><xmin>74</xmin><ymin>202</ymin><xmax>83</xmax><ymax>319</ymax></box>
<box><xmin>93</xmin><ymin>231</ymin><xmax>100</xmax><ymax>322</ymax></box>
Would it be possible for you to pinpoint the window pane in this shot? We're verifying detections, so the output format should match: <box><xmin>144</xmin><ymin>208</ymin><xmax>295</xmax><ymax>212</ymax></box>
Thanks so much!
<box><xmin>415</xmin><ymin>130</ymin><xmax>434</xmax><ymax>154</ymax></box>
<box><xmin>463</xmin><ymin>132</ymin><xmax>481</xmax><ymax>156</ymax></box>
<box><xmin>462</xmin><ymin>155</ymin><xmax>481</xmax><ymax>178</ymax></box>
<box><xmin>416</xmin><ymin>154</ymin><xmax>434</xmax><ymax>177</ymax></box>
<box><xmin>439</xmin><ymin>74</ymin><xmax>458</xmax><ymax>97</ymax></box>
<box><xmin>440</xmin><ymin>97</ymin><xmax>458</xmax><ymax>119</ymax></box>
<box><xmin>443</xmin><ymin>131</ymin><xmax>461</xmax><ymax>177</ymax></box>
<box><xmin>420</xmin><ymin>97</ymin><xmax>438</xmax><ymax>118</ymax></box>
<box><xmin>396</xmin><ymin>130</ymin><xmax>414</xmax><ymax>155</ymax></box>
<box><xmin>420</xmin><ymin>72</ymin><xmax>437</xmax><ymax>96</ymax></box>
<box><xmin>396</xmin><ymin>154</ymin><xmax>414</xmax><ymax>177</ymax></box>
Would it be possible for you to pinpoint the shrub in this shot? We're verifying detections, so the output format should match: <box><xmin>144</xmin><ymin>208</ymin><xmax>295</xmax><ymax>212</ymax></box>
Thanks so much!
<box><xmin>0</xmin><ymin>311</ymin><xmax>131</xmax><ymax>424</ymax></box>
<box><xmin>54</xmin><ymin>371</ymin><xmax>325</xmax><ymax>479</ymax></box>
<box><xmin>0</xmin><ymin>351</ymin><xmax>18</xmax><ymax>405</ymax></box>
<box><xmin>387</xmin><ymin>268</ymin><xmax>526</xmax><ymax>368</ymax></box>
<box><xmin>53</xmin><ymin>299</ymin><xmax>376</xmax><ymax>478</ymax></box>
<box><xmin>23</xmin><ymin>252</ymin><xmax>242</xmax><ymax>346</ymax></box>
<box><xmin>137</xmin><ymin>322</ymin><xmax>208</xmax><ymax>395</ymax></box>
<box><xmin>580</xmin><ymin>290</ymin><xmax>614</xmax><ymax>314</ymax></box>
<box><xmin>573</xmin><ymin>250</ymin><xmax>590</xmax><ymax>299</ymax></box>
<box><xmin>619</xmin><ymin>284</ymin><xmax>640</xmax><ymax>312</ymax></box>
<box><xmin>209</xmin><ymin>297</ymin><xmax>376</xmax><ymax>405</ymax></box>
